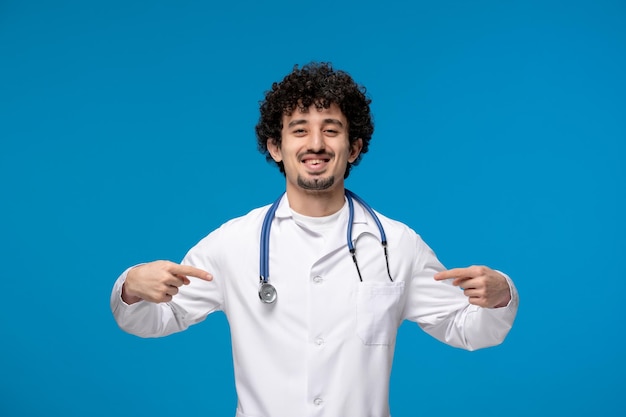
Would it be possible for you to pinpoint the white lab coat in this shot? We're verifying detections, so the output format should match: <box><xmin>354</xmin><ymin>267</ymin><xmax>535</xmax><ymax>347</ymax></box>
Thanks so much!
<box><xmin>111</xmin><ymin>195</ymin><xmax>518</xmax><ymax>417</ymax></box>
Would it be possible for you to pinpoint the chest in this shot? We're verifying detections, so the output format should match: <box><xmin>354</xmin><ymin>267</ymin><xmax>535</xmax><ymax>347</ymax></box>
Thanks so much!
<box><xmin>221</xmin><ymin>220</ymin><xmax>408</xmax><ymax>345</ymax></box>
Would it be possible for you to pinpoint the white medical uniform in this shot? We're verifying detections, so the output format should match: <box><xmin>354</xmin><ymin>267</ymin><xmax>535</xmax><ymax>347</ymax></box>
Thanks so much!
<box><xmin>111</xmin><ymin>195</ymin><xmax>519</xmax><ymax>417</ymax></box>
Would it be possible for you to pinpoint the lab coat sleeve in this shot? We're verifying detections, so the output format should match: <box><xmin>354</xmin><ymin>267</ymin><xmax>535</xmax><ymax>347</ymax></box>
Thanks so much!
<box><xmin>402</xmin><ymin>234</ymin><xmax>519</xmax><ymax>351</ymax></box>
<box><xmin>110</xmin><ymin>230</ymin><xmax>225</xmax><ymax>338</ymax></box>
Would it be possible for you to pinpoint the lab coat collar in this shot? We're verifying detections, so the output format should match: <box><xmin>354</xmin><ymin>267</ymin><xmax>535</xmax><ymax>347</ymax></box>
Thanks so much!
<box><xmin>273</xmin><ymin>192</ymin><xmax>369</xmax><ymax>225</ymax></box>
<box><xmin>272</xmin><ymin>191</ymin><xmax>372</xmax><ymax>256</ymax></box>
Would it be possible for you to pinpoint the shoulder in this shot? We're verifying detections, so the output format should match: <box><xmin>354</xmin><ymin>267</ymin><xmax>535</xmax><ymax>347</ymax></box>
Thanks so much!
<box><xmin>369</xmin><ymin>209</ymin><xmax>443</xmax><ymax>273</ymax></box>
<box><xmin>219</xmin><ymin>204</ymin><xmax>270</xmax><ymax>231</ymax></box>
<box><xmin>370</xmin><ymin>208</ymin><xmax>431</xmax><ymax>250</ymax></box>
<box><xmin>193</xmin><ymin>203</ymin><xmax>272</xmax><ymax>249</ymax></box>
<box><xmin>371</xmin><ymin>209</ymin><xmax>415</xmax><ymax>237</ymax></box>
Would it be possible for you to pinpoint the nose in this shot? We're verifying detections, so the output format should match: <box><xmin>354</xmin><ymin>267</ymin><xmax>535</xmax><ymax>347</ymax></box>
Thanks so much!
<box><xmin>307</xmin><ymin>130</ymin><xmax>325</xmax><ymax>152</ymax></box>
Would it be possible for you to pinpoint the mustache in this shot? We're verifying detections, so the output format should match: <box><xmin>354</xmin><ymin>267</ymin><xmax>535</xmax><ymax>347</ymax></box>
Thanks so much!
<box><xmin>298</xmin><ymin>149</ymin><xmax>335</xmax><ymax>159</ymax></box>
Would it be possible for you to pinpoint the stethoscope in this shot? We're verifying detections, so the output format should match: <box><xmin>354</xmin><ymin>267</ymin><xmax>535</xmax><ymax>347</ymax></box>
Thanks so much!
<box><xmin>258</xmin><ymin>189</ymin><xmax>393</xmax><ymax>304</ymax></box>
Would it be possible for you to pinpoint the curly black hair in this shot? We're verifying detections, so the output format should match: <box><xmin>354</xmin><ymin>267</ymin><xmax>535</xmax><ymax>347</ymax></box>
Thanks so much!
<box><xmin>255</xmin><ymin>62</ymin><xmax>374</xmax><ymax>178</ymax></box>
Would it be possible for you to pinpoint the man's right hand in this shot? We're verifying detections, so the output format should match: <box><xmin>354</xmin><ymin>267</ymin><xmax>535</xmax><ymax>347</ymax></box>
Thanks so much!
<box><xmin>121</xmin><ymin>260</ymin><xmax>213</xmax><ymax>304</ymax></box>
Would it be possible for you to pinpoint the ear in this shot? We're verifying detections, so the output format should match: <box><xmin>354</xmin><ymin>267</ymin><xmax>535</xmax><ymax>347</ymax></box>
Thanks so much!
<box><xmin>266</xmin><ymin>138</ymin><xmax>283</xmax><ymax>162</ymax></box>
<box><xmin>348</xmin><ymin>138</ymin><xmax>363</xmax><ymax>163</ymax></box>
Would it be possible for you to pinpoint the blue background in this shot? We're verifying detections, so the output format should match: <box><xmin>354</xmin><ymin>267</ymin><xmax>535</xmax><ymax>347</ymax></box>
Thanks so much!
<box><xmin>1</xmin><ymin>0</ymin><xmax>624</xmax><ymax>416</ymax></box>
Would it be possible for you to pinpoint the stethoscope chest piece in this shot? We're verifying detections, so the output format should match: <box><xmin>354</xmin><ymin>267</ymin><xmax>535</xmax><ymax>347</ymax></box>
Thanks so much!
<box><xmin>258</xmin><ymin>282</ymin><xmax>277</xmax><ymax>304</ymax></box>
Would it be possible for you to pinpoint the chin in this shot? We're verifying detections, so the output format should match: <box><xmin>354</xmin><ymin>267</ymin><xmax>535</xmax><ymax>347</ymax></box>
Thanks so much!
<box><xmin>296</xmin><ymin>174</ymin><xmax>336</xmax><ymax>191</ymax></box>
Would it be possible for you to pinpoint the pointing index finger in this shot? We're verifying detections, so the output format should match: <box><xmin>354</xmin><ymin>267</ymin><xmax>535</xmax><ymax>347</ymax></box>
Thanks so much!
<box><xmin>434</xmin><ymin>267</ymin><xmax>473</xmax><ymax>281</ymax></box>
<box><xmin>169</xmin><ymin>264</ymin><xmax>213</xmax><ymax>281</ymax></box>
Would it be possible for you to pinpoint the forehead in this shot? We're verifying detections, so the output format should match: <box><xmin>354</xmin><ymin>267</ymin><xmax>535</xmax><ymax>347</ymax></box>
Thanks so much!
<box><xmin>282</xmin><ymin>102</ymin><xmax>347</xmax><ymax>126</ymax></box>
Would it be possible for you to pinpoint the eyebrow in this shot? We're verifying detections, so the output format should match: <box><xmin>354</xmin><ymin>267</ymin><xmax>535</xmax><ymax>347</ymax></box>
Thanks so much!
<box><xmin>287</xmin><ymin>118</ymin><xmax>345</xmax><ymax>128</ymax></box>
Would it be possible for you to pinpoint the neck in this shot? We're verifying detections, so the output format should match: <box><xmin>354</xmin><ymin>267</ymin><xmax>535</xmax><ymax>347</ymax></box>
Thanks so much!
<box><xmin>285</xmin><ymin>183</ymin><xmax>346</xmax><ymax>217</ymax></box>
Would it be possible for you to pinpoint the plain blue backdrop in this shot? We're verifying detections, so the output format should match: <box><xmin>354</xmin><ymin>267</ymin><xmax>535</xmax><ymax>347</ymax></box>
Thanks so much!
<box><xmin>1</xmin><ymin>0</ymin><xmax>624</xmax><ymax>416</ymax></box>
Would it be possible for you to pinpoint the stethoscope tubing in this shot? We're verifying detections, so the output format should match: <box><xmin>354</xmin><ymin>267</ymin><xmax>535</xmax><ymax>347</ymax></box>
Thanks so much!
<box><xmin>258</xmin><ymin>189</ymin><xmax>391</xmax><ymax>303</ymax></box>
<box><xmin>345</xmin><ymin>189</ymin><xmax>388</xmax><ymax>249</ymax></box>
<box><xmin>259</xmin><ymin>193</ymin><xmax>283</xmax><ymax>285</ymax></box>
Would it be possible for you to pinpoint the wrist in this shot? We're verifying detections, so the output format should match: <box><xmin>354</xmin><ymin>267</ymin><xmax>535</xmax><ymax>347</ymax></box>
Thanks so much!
<box><xmin>493</xmin><ymin>292</ymin><xmax>511</xmax><ymax>308</ymax></box>
<box><xmin>121</xmin><ymin>282</ymin><xmax>142</xmax><ymax>305</ymax></box>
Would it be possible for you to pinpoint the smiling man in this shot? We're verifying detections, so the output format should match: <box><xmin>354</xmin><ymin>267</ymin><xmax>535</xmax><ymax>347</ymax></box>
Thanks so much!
<box><xmin>111</xmin><ymin>62</ymin><xmax>519</xmax><ymax>417</ymax></box>
<box><xmin>267</xmin><ymin>102</ymin><xmax>361</xmax><ymax>214</ymax></box>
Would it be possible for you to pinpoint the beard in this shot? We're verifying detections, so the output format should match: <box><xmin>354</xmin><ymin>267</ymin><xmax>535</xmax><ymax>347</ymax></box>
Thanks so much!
<box><xmin>297</xmin><ymin>175</ymin><xmax>335</xmax><ymax>191</ymax></box>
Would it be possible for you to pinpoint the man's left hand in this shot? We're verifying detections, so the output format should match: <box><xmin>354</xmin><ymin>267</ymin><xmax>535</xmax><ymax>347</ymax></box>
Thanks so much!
<box><xmin>434</xmin><ymin>266</ymin><xmax>511</xmax><ymax>308</ymax></box>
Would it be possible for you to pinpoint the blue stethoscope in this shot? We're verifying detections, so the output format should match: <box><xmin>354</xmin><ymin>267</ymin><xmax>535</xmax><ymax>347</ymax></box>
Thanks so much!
<box><xmin>258</xmin><ymin>189</ymin><xmax>393</xmax><ymax>304</ymax></box>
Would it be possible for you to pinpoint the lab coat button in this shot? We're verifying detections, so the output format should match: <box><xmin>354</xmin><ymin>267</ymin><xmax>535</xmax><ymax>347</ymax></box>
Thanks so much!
<box><xmin>315</xmin><ymin>337</ymin><xmax>325</xmax><ymax>346</ymax></box>
<box><xmin>313</xmin><ymin>397</ymin><xmax>323</xmax><ymax>406</ymax></box>
<box><xmin>312</xmin><ymin>275</ymin><xmax>323</xmax><ymax>283</ymax></box>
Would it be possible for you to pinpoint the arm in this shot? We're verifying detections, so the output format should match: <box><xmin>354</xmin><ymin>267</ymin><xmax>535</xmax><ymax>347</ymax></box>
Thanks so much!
<box><xmin>110</xmin><ymin>219</ymin><xmax>230</xmax><ymax>338</ymax></box>
<box><xmin>404</xmin><ymin>237</ymin><xmax>519</xmax><ymax>351</ymax></box>
<box><xmin>110</xmin><ymin>261</ymin><xmax>214</xmax><ymax>338</ymax></box>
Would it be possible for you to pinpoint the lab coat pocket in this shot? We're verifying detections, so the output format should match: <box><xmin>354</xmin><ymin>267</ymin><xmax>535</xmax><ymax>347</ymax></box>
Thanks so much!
<box><xmin>356</xmin><ymin>281</ymin><xmax>405</xmax><ymax>346</ymax></box>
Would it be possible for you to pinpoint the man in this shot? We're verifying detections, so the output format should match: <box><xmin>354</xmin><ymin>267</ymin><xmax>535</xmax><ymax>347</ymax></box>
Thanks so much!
<box><xmin>111</xmin><ymin>62</ymin><xmax>518</xmax><ymax>417</ymax></box>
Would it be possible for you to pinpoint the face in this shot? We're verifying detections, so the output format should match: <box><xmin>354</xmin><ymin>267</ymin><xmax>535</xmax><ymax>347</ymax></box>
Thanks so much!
<box><xmin>267</xmin><ymin>103</ymin><xmax>362</xmax><ymax>197</ymax></box>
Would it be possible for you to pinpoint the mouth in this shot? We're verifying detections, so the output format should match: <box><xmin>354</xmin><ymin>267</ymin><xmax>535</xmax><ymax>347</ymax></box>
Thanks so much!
<box><xmin>301</xmin><ymin>155</ymin><xmax>331</xmax><ymax>172</ymax></box>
